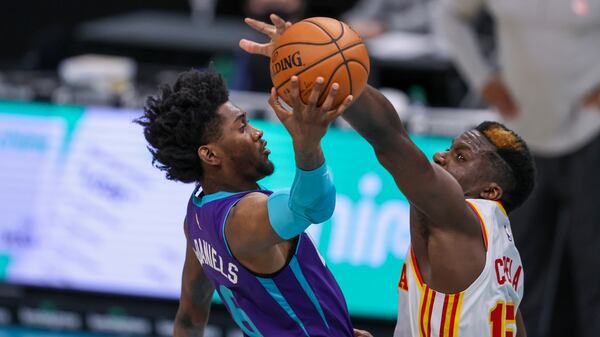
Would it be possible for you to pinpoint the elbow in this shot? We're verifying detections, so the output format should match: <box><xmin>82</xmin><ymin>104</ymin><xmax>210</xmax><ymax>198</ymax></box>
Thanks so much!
<box><xmin>305</xmin><ymin>186</ymin><xmax>336</xmax><ymax>224</ymax></box>
<box><xmin>269</xmin><ymin>164</ymin><xmax>337</xmax><ymax>240</ymax></box>
<box><xmin>289</xmin><ymin>164</ymin><xmax>336</xmax><ymax>223</ymax></box>
<box><xmin>288</xmin><ymin>183</ymin><xmax>336</xmax><ymax>224</ymax></box>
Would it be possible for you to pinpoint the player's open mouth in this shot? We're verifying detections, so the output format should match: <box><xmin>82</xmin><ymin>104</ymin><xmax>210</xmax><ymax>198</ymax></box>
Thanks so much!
<box><xmin>261</xmin><ymin>141</ymin><xmax>270</xmax><ymax>155</ymax></box>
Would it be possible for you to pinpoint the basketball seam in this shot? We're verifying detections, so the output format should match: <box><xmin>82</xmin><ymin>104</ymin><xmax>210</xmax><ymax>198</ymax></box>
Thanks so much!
<box><xmin>304</xmin><ymin>20</ymin><xmax>354</xmax><ymax>96</ymax></box>
<box><xmin>304</xmin><ymin>18</ymin><xmax>345</xmax><ymax>40</ymax></box>
<box><xmin>272</xmin><ymin>41</ymin><xmax>339</xmax><ymax>55</ymax></box>
<box><xmin>345</xmin><ymin>59</ymin><xmax>369</xmax><ymax>73</ymax></box>
<box><xmin>275</xmin><ymin>41</ymin><xmax>365</xmax><ymax>91</ymax></box>
<box><xmin>317</xmin><ymin>59</ymin><xmax>369</xmax><ymax>105</ymax></box>
<box><xmin>318</xmin><ymin>62</ymin><xmax>348</xmax><ymax>104</ymax></box>
<box><xmin>272</xmin><ymin>21</ymin><xmax>345</xmax><ymax>54</ymax></box>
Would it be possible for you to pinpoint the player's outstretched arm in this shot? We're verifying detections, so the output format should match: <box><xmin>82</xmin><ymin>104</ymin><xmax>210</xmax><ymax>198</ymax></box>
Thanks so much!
<box><xmin>345</xmin><ymin>86</ymin><xmax>475</xmax><ymax>230</ymax></box>
<box><xmin>174</xmin><ymin>222</ymin><xmax>215</xmax><ymax>337</ymax></box>
<box><xmin>225</xmin><ymin>78</ymin><xmax>352</xmax><ymax>257</ymax></box>
<box><xmin>343</xmin><ymin>85</ymin><xmax>405</xmax><ymax>150</ymax></box>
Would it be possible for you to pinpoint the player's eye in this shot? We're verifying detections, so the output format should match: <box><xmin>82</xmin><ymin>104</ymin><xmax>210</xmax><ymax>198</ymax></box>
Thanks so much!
<box><xmin>240</xmin><ymin>123</ymin><xmax>246</xmax><ymax>132</ymax></box>
<box><xmin>456</xmin><ymin>153</ymin><xmax>466</xmax><ymax>161</ymax></box>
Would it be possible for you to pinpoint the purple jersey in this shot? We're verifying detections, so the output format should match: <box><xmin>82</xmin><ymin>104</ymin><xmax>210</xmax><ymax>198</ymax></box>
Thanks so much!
<box><xmin>185</xmin><ymin>186</ymin><xmax>354</xmax><ymax>337</ymax></box>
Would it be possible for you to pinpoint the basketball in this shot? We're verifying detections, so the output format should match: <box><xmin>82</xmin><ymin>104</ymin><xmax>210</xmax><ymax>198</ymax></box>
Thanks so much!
<box><xmin>270</xmin><ymin>17</ymin><xmax>370</xmax><ymax>109</ymax></box>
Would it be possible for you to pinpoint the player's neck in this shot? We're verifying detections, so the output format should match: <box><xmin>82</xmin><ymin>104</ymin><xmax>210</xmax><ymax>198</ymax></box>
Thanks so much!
<box><xmin>201</xmin><ymin>174</ymin><xmax>259</xmax><ymax>194</ymax></box>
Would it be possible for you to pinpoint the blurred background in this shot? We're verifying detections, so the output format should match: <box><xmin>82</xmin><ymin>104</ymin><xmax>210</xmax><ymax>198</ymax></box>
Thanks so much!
<box><xmin>0</xmin><ymin>1</ymin><xmax>598</xmax><ymax>337</ymax></box>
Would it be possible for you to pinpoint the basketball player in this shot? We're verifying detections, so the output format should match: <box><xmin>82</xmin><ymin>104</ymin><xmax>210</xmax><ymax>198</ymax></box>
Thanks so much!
<box><xmin>136</xmin><ymin>69</ymin><xmax>357</xmax><ymax>336</ymax></box>
<box><xmin>241</xmin><ymin>14</ymin><xmax>535</xmax><ymax>337</ymax></box>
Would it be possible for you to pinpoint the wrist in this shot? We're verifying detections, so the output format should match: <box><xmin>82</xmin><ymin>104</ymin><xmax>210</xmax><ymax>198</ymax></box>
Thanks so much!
<box><xmin>296</xmin><ymin>161</ymin><xmax>327</xmax><ymax>174</ymax></box>
<box><xmin>293</xmin><ymin>138</ymin><xmax>321</xmax><ymax>152</ymax></box>
<box><xmin>293</xmin><ymin>143</ymin><xmax>324</xmax><ymax>171</ymax></box>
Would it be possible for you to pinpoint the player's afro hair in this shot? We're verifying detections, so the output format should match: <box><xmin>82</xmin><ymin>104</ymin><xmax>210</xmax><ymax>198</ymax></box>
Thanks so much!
<box><xmin>135</xmin><ymin>69</ymin><xmax>229</xmax><ymax>183</ymax></box>
<box><xmin>475</xmin><ymin>121</ymin><xmax>535</xmax><ymax>212</ymax></box>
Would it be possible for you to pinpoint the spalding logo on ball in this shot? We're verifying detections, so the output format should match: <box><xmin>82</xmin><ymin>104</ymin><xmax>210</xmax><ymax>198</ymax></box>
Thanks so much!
<box><xmin>271</xmin><ymin>51</ymin><xmax>304</xmax><ymax>76</ymax></box>
<box><xmin>270</xmin><ymin>17</ymin><xmax>370</xmax><ymax>109</ymax></box>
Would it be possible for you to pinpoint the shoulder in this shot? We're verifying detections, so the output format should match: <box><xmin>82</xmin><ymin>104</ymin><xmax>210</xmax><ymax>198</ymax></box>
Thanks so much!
<box><xmin>229</xmin><ymin>192</ymin><xmax>269</xmax><ymax>218</ymax></box>
<box><xmin>225</xmin><ymin>191</ymin><xmax>284</xmax><ymax>257</ymax></box>
<box><xmin>226</xmin><ymin>192</ymin><xmax>271</xmax><ymax>238</ymax></box>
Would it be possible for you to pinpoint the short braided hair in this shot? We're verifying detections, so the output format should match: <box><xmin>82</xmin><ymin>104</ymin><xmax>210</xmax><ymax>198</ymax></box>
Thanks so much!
<box><xmin>475</xmin><ymin>121</ymin><xmax>535</xmax><ymax>212</ymax></box>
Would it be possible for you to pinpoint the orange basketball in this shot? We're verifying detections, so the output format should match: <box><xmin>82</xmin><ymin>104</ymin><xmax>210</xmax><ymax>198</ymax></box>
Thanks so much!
<box><xmin>270</xmin><ymin>17</ymin><xmax>370</xmax><ymax>109</ymax></box>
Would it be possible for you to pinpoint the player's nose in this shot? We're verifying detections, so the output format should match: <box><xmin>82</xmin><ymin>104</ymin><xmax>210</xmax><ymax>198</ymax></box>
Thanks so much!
<box><xmin>433</xmin><ymin>151</ymin><xmax>446</xmax><ymax>166</ymax></box>
<box><xmin>251</xmin><ymin>125</ymin><xmax>263</xmax><ymax>140</ymax></box>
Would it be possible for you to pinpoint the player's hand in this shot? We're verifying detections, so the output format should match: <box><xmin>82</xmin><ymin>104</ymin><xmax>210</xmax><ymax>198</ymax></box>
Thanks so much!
<box><xmin>481</xmin><ymin>77</ymin><xmax>519</xmax><ymax>120</ymax></box>
<box><xmin>353</xmin><ymin>328</ymin><xmax>374</xmax><ymax>337</ymax></box>
<box><xmin>268</xmin><ymin>76</ymin><xmax>353</xmax><ymax>148</ymax></box>
<box><xmin>239</xmin><ymin>13</ymin><xmax>292</xmax><ymax>58</ymax></box>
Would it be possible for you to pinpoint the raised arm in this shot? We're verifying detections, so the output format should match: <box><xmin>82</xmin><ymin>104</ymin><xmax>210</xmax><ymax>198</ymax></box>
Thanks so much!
<box><xmin>343</xmin><ymin>86</ymin><xmax>473</xmax><ymax>229</ymax></box>
<box><xmin>174</xmin><ymin>221</ymin><xmax>215</xmax><ymax>337</ymax></box>
<box><xmin>224</xmin><ymin>77</ymin><xmax>352</xmax><ymax>260</ymax></box>
<box><xmin>343</xmin><ymin>85</ymin><xmax>405</xmax><ymax>149</ymax></box>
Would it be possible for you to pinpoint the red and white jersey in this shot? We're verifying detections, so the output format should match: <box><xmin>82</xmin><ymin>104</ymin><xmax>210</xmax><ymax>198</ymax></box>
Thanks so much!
<box><xmin>394</xmin><ymin>199</ymin><xmax>524</xmax><ymax>337</ymax></box>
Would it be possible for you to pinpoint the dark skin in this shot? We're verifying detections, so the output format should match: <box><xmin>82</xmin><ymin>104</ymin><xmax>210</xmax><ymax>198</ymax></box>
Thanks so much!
<box><xmin>174</xmin><ymin>222</ymin><xmax>215</xmax><ymax>337</ymax></box>
<box><xmin>173</xmin><ymin>76</ymin><xmax>352</xmax><ymax>337</ymax></box>
<box><xmin>241</xmin><ymin>14</ymin><xmax>526</xmax><ymax>337</ymax></box>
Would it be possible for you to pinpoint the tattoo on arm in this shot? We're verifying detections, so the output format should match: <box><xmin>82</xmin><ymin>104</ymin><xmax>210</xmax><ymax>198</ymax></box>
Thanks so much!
<box><xmin>174</xmin><ymin>275</ymin><xmax>214</xmax><ymax>337</ymax></box>
<box><xmin>175</xmin><ymin>222</ymin><xmax>215</xmax><ymax>337</ymax></box>
<box><xmin>174</xmin><ymin>314</ymin><xmax>205</xmax><ymax>337</ymax></box>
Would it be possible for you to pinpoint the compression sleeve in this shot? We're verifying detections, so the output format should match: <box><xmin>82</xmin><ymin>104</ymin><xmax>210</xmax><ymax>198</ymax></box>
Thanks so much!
<box><xmin>267</xmin><ymin>162</ymin><xmax>336</xmax><ymax>240</ymax></box>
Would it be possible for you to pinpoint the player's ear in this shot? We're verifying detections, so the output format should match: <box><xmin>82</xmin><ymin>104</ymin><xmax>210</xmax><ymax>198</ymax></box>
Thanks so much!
<box><xmin>479</xmin><ymin>182</ymin><xmax>503</xmax><ymax>201</ymax></box>
<box><xmin>198</xmin><ymin>144</ymin><xmax>221</xmax><ymax>166</ymax></box>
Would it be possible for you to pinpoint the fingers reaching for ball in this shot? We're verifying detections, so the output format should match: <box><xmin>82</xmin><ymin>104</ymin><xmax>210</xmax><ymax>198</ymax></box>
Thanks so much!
<box><xmin>306</xmin><ymin>77</ymin><xmax>324</xmax><ymax>112</ymax></box>
<box><xmin>271</xmin><ymin>76</ymin><xmax>352</xmax><ymax>126</ymax></box>
<box><xmin>240</xmin><ymin>14</ymin><xmax>291</xmax><ymax>58</ymax></box>
<box><xmin>238</xmin><ymin>40</ymin><xmax>271</xmax><ymax>57</ymax></box>
<box><xmin>270</xmin><ymin>14</ymin><xmax>291</xmax><ymax>35</ymax></box>
<box><xmin>325</xmin><ymin>94</ymin><xmax>353</xmax><ymax>124</ymax></box>
<box><xmin>268</xmin><ymin>76</ymin><xmax>353</xmax><ymax>159</ymax></box>
<box><xmin>268</xmin><ymin>87</ymin><xmax>291</xmax><ymax>124</ymax></box>
<box><xmin>288</xmin><ymin>76</ymin><xmax>301</xmax><ymax>111</ymax></box>
<box><xmin>244</xmin><ymin>16</ymin><xmax>277</xmax><ymax>38</ymax></box>
<box><xmin>320</xmin><ymin>83</ymin><xmax>339</xmax><ymax>113</ymax></box>
<box><xmin>317</xmin><ymin>82</ymin><xmax>354</xmax><ymax>123</ymax></box>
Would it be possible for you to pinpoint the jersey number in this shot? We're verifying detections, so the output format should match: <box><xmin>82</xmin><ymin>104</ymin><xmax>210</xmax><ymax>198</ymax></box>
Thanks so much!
<box><xmin>219</xmin><ymin>285</ymin><xmax>263</xmax><ymax>337</ymax></box>
<box><xmin>489</xmin><ymin>301</ymin><xmax>516</xmax><ymax>337</ymax></box>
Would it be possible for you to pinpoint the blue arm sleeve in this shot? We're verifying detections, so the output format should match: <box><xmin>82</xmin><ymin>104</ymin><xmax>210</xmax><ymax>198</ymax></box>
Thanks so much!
<box><xmin>267</xmin><ymin>163</ymin><xmax>336</xmax><ymax>240</ymax></box>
